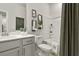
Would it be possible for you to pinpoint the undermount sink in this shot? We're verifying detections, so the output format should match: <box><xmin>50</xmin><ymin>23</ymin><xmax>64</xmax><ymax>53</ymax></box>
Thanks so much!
<box><xmin>0</xmin><ymin>35</ymin><xmax>22</xmax><ymax>40</ymax></box>
<box><xmin>9</xmin><ymin>31</ymin><xmax>28</xmax><ymax>36</ymax></box>
<box><xmin>0</xmin><ymin>31</ymin><xmax>34</xmax><ymax>41</ymax></box>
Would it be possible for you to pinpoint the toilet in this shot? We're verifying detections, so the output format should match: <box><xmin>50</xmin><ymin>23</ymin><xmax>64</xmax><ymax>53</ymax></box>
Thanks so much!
<box><xmin>37</xmin><ymin>43</ymin><xmax>59</xmax><ymax>56</ymax></box>
<box><xmin>35</xmin><ymin>36</ymin><xmax>59</xmax><ymax>56</ymax></box>
<box><xmin>37</xmin><ymin>44</ymin><xmax>52</xmax><ymax>56</ymax></box>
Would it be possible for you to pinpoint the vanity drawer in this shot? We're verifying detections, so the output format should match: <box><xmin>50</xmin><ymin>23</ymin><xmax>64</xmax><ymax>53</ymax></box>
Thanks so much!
<box><xmin>0</xmin><ymin>40</ymin><xmax>19</xmax><ymax>52</ymax></box>
<box><xmin>23</xmin><ymin>37</ymin><xmax>35</xmax><ymax>45</ymax></box>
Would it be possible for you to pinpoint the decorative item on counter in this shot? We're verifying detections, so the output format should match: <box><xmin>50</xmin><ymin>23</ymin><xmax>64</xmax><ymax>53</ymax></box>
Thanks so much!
<box><xmin>32</xmin><ymin>9</ymin><xmax>37</xmax><ymax>18</ymax></box>
<box><xmin>32</xmin><ymin>20</ymin><xmax>37</xmax><ymax>31</ymax></box>
<box><xmin>38</xmin><ymin>14</ymin><xmax>43</xmax><ymax>29</ymax></box>
<box><xmin>20</xmin><ymin>28</ymin><xmax>26</xmax><ymax>32</ymax></box>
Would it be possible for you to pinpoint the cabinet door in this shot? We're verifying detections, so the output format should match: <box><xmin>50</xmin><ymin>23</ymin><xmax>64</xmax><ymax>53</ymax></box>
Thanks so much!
<box><xmin>0</xmin><ymin>48</ymin><xmax>19</xmax><ymax>56</ymax></box>
<box><xmin>31</xmin><ymin>43</ymin><xmax>35</xmax><ymax>56</ymax></box>
<box><xmin>23</xmin><ymin>43</ymin><xmax>35</xmax><ymax>56</ymax></box>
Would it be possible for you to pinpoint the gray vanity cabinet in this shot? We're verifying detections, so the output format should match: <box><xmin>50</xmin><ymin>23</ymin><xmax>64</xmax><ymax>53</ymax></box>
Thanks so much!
<box><xmin>0</xmin><ymin>36</ymin><xmax>35</xmax><ymax>56</ymax></box>
<box><xmin>0</xmin><ymin>48</ymin><xmax>19</xmax><ymax>56</ymax></box>
<box><xmin>23</xmin><ymin>43</ymin><xmax>35</xmax><ymax>56</ymax></box>
<box><xmin>0</xmin><ymin>40</ymin><xmax>20</xmax><ymax>56</ymax></box>
<box><xmin>22</xmin><ymin>37</ymin><xmax>35</xmax><ymax>56</ymax></box>
<box><xmin>23</xmin><ymin>44</ymin><xmax>32</xmax><ymax>56</ymax></box>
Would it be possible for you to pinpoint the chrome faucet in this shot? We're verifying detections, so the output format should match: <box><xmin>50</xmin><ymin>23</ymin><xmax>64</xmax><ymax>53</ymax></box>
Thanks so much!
<box><xmin>1</xmin><ymin>24</ymin><xmax>8</xmax><ymax>36</ymax></box>
<box><xmin>1</xmin><ymin>32</ymin><xmax>8</xmax><ymax>36</ymax></box>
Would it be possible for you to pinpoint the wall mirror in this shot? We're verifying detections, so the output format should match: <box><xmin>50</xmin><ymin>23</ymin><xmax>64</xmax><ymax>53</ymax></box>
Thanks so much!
<box><xmin>0</xmin><ymin>10</ymin><xmax>8</xmax><ymax>33</ymax></box>
<box><xmin>16</xmin><ymin>17</ymin><xmax>25</xmax><ymax>31</ymax></box>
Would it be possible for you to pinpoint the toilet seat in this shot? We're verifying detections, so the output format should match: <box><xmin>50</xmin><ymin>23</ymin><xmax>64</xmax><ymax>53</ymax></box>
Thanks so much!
<box><xmin>38</xmin><ymin>44</ymin><xmax>52</xmax><ymax>52</ymax></box>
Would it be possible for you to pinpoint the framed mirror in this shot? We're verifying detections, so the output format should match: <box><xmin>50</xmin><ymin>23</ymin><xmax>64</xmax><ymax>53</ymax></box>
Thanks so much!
<box><xmin>0</xmin><ymin>10</ymin><xmax>8</xmax><ymax>33</ymax></box>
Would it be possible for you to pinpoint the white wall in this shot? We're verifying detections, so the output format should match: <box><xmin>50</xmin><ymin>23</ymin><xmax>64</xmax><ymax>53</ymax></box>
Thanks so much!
<box><xmin>49</xmin><ymin>3</ymin><xmax>62</xmax><ymax>18</ymax></box>
<box><xmin>26</xmin><ymin>3</ymin><xmax>50</xmax><ymax>34</ymax></box>
<box><xmin>0</xmin><ymin>3</ymin><xmax>26</xmax><ymax>32</ymax></box>
<box><xmin>0</xmin><ymin>3</ymin><xmax>15</xmax><ymax>32</ymax></box>
<box><xmin>15</xmin><ymin>3</ymin><xmax>26</xmax><ymax>30</ymax></box>
<box><xmin>52</xmin><ymin>17</ymin><xmax>61</xmax><ymax>42</ymax></box>
<box><xmin>49</xmin><ymin>3</ymin><xmax>62</xmax><ymax>45</ymax></box>
<box><xmin>15</xmin><ymin>4</ymin><xmax>26</xmax><ymax>18</ymax></box>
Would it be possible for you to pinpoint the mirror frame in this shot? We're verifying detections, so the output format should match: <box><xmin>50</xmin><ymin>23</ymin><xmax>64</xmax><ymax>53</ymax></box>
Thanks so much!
<box><xmin>0</xmin><ymin>9</ymin><xmax>8</xmax><ymax>33</ymax></box>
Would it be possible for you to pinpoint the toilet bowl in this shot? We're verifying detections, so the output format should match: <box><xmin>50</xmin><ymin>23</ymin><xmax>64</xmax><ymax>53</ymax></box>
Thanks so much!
<box><xmin>37</xmin><ymin>42</ymin><xmax>59</xmax><ymax>56</ymax></box>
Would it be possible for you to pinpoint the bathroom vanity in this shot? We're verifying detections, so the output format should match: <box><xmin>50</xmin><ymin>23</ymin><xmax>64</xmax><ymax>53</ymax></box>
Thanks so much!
<box><xmin>0</xmin><ymin>34</ymin><xmax>35</xmax><ymax>56</ymax></box>
<box><xmin>0</xmin><ymin>9</ymin><xmax>36</xmax><ymax>56</ymax></box>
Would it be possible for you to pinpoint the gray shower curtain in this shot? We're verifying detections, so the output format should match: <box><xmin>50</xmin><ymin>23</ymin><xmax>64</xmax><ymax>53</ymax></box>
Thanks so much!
<box><xmin>60</xmin><ymin>3</ymin><xmax>79</xmax><ymax>56</ymax></box>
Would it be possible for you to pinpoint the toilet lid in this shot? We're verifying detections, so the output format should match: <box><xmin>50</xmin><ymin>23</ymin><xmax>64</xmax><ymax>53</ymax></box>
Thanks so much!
<box><xmin>38</xmin><ymin>44</ymin><xmax>52</xmax><ymax>52</ymax></box>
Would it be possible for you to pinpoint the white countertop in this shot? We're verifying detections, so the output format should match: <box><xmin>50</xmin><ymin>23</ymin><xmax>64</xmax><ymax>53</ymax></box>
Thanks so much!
<box><xmin>0</xmin><ymin>34</ymin><xmax>35</xmax><ymax>42</ymax></box>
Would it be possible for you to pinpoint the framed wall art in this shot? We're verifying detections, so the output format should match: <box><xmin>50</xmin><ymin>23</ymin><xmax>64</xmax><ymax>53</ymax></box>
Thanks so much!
<box><xmin>32</xmin><ymin>9</ymin><xmax>36</xmax><ymax>18</ymax></box>
<box><xmin>32</xmin><ymin>20</ymin><xmax>37</xmax><ymax>31</ymax></box>
<box><xmin>16</xmin><ymin>17</ymin><xmax>24</xmax><ymax>30</ymax></box>
<box><xmin>38</xmin><ymin>14</ymin><xmax>43</xmax><ymax>29</ymax></box>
